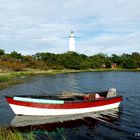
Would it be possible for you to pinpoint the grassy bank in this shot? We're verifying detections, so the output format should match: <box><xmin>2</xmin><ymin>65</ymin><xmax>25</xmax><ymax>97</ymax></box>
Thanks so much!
<box><xmin>0</xmin><ymin>72</ymin><xmax>29</xmax><ymax>90</ymax></box>
<box><xmin>0</xmin><ymin>69</ymin><xmax>78</xmax><ymax>90</ymax></box>
<box><xmin>0</xmin><ymin>127</ymin><xmax>35</xmax><ymax>140</ymax></box>
<box><xmin>0</xmin><ymin>126</ymin><xmax>67</xmax><ymax>140</ymax></box>
<box><xmin>0</xmin><ymin>68</ymin><xmax>140</xmax><ymax>90</ymax></box>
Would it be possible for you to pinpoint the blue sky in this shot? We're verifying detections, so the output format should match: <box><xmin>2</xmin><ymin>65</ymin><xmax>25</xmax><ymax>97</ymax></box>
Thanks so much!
<box><xmin>0</xmin><ymin>0</ymin><xmax>140</xmax><ymax>56</ymax></box>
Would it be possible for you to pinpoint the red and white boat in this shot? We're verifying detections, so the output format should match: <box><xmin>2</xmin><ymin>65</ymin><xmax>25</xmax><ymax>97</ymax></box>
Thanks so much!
<box><xmin>6</xmin><ymin>88</ymin><xmax>123</xmax><ymax>116</ymax></box>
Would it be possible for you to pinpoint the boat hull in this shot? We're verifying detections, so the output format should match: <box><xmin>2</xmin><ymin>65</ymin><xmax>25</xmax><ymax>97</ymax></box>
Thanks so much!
<box><xmin>6</xmin><ymin>96</ymin><xmax>122</xmax><ymax>116</ymax></box>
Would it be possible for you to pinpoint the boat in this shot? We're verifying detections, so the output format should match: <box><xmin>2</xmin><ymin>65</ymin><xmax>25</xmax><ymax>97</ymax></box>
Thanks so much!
<box><xmin>5</xmin><ymin>88</ymin><xmax>123</xmax><ymax>116</ymax></box>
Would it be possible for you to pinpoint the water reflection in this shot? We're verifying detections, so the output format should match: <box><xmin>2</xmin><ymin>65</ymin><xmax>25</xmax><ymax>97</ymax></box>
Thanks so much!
<box><xmin>11</xmin><ymin>109</ymin><xmax>120</xmax><ymax>128</ymax></box>
<box><xmin>10</xmin><ymin>109</ymin><xmax>121</xmax><ymax>140</ymax></box>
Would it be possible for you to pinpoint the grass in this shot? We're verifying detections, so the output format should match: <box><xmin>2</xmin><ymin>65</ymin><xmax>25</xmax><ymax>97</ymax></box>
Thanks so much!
<box><xmin>0</xmin><ymin>72</ymin><xmax>29</xmax><ymax>90</ymax></box>
<box><xmin>0</xmin><ymin>69</ymin><xmax>82</xmax><ymax>90</ymax></box>
<box><xmin>0</xmin><ymin>127</ymin><xmax>35</xmax><ymax>140</ymax></box>
<box><xmin>0</xmin><ymin>126</ymin><xmax>67</xmax><ymax>140</ymax></box>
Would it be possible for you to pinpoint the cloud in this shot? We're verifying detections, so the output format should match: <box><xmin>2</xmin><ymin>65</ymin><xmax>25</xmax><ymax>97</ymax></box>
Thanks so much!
<box><xmin>0</xmin><ymin>0</ymin><xmax>140</xmax><ymax>55</ymax></box>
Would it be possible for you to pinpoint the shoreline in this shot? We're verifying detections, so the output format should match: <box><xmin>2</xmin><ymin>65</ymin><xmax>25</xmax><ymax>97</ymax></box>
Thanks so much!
<box><xmin>0</xmin><ymin>68</ymin><xmax>140</xmax><ymax>90</ymax></box>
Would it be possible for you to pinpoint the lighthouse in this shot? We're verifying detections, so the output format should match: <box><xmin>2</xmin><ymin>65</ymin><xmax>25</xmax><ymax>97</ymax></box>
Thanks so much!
<box><xmin>69</xmin><ymin>31</ymin><xmax>75</xmax><ymax>52</ymax></box>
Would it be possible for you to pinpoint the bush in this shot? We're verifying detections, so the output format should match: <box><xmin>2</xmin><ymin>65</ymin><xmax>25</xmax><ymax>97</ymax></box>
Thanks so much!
<box><xmin>0</xmin><ymin>61</ymin><xmax>26</xmax><ymax>71</ymax></box>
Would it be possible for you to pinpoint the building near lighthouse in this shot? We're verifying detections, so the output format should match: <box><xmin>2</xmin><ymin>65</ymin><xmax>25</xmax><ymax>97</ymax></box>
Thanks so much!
<box><xmin>69</xmin><ymin>31</ymin><xmax>76</xmax><ymax>52</ymax></box>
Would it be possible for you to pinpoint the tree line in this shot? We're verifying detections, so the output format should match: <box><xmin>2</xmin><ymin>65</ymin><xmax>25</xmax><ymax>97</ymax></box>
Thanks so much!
<box><xmin>0</xmin><ymin>49</ymin><xmax>140</xmax><ymax>71</ymax></box>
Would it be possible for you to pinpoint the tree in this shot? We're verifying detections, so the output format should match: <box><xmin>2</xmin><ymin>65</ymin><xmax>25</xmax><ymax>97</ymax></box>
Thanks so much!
<box><xmin>105</xmin><ymin>57</ymin><xmax>112</xmax><ymax>68</ymax></box>
<box><xmin>120</xmin><ymin>53</ymin><xmax>138</xmax><ymax>69</ymax></box>
<box><xmin>32</xmin><ymin>53</ymin><xmax>42</xmax><ymax>60</ymax></box>
<box><xmin>10</xmin><ymin>51</ymin><xmax>22</xmax><ymax>60</ymax></box>
<box><xmin>111</xmin><ymin>54</ymin><xmax>122</xmax><ymax>65</ymax></box>
<box><xmin>131</xmin><ymin>52</ymin><xmax>140</xmax><ymax>68</ymax></box>
<box><xmin>122</xmin><ymin>58</ymin><xmax>138</xmax><ymax>69</ymax></box>
<box><xmin>80</xmin><ymin>59</ymin><xmax>92</xmax><ymax>69</ymax></box>
<box><xmin>0</xmin><ymin>49</ymin><xmax>5</xmax><ymax>55</ymax></box>
<box><xmin>60</xmin><ymin>52</ymin><xmax>81</xmax><ymax>69</ymax></box>
<box><xmin>90</xmin><ymin>53</ymin><xmax>107</xmax><ymax>68</ymax></box>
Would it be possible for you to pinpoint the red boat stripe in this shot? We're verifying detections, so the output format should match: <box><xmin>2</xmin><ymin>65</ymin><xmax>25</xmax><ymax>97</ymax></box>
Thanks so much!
<box><xmin>6</xmin><ymin>97</ymin><xmax>122</xmax><ymax>109</ymax></box>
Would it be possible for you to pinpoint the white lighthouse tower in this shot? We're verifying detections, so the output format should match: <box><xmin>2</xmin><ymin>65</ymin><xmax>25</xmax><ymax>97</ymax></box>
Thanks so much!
<box><xmin>69</xmin><ymin>31</ymin><xmax>75</xmax><ymax>52</ymax></box>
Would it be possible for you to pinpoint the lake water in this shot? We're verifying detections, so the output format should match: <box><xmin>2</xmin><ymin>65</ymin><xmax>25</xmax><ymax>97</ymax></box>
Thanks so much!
<box><xmin>0</xmin><ymin>71</ymin><xmax>140</xmax><ymax>140</ymax></box>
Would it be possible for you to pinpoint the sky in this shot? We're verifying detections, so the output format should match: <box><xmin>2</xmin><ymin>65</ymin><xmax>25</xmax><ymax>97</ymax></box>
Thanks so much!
<box><xmin>0</xmin><ymin>0</ymin><xmax>140</xmax><ymax>56</ymax></box>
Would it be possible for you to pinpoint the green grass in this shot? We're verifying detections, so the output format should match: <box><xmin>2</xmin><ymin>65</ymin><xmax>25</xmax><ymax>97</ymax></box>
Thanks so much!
<box><xmin>0</xmin><ymin>126</ymin><xmax>67</xmax><ymax>140</ymax></box>
<box><xmin>0</xmin><ymin>69</ymin><xmax>80</xmax><ymax>89</ymax></box>
<box><xmin>0</xmin><ymin>75</ymin><xmax>10</xmax><ymax>82</ymax></box>
<box><xmin>0</xmin><ymin>72</ymin><xmax>30</xmax><ymax>90</ymax></box>
<box><xmin>0</xmin><ymin>127</ymin><xmax>35</xmax><ymax>140</ymax></box>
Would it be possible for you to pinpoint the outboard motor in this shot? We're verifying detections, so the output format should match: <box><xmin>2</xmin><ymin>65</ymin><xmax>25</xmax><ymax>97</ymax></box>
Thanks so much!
<box><xmin>107</xmin><ymin>88</ymin><xmax>117</xmax><ymax>98</ymax></box>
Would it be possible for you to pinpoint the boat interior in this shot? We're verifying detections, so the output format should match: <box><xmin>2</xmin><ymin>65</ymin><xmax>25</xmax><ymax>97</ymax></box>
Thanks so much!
<box><xmin>7</xmin><ymin>88</ymin><xmax>117</xmax><ymax>102</ymax></box>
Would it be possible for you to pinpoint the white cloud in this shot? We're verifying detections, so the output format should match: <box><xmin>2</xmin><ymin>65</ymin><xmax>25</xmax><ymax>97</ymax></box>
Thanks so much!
<box><xmin>0</xmin><ymin>0</ymin><xmax>140</xmax><ymax>55</ymax></box>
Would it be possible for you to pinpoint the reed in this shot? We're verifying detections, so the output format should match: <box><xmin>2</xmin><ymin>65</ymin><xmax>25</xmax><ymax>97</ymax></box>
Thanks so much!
<box><xmin>0</xmin><ymin>127</ymin><xmax>35</xmax><ymax>140</ymax></box>
<box><xmin>0</xmin><ymin>126</ymin><xmax>67</xmax><ymax>140</ymax></box>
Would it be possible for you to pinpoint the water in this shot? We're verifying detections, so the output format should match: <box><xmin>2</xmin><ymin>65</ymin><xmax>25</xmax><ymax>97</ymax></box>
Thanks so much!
<box><xmin>0</xmin><ymin>71</ymin><xmax>140</xmax><ymax>139</ymax></box>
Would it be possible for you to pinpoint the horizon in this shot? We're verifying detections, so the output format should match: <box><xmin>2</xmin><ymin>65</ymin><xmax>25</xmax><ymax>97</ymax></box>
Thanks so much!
<box><xmin>0</xmin><ymin>0</ymin><xmax>140</xmax><ymax>55</ymax></box>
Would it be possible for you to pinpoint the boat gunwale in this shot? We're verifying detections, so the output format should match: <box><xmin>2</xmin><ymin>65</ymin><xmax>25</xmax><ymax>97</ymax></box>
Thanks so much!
<box><xmin>5</xmin><ymin>95</ymin><xmax>123</xmax><ymax>104</ymax></box>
